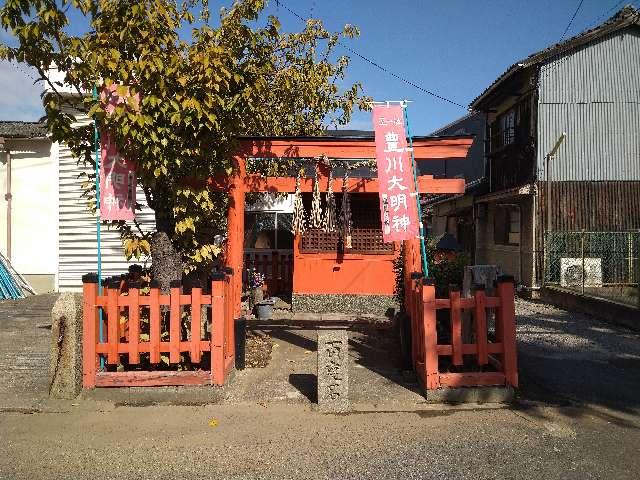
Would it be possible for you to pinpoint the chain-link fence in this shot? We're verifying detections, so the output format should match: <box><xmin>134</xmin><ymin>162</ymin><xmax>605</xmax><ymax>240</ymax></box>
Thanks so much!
<box><xmin>544</xmin><ymin>231</ymin><xmax>640</xmax><ymax>308</ymax></box>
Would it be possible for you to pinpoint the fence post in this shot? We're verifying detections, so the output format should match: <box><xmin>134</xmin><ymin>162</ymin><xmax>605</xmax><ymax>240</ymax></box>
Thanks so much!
<box><xmin>149</xmin><ymin>280</ymin><xmax>161</xmax><ymax>364</ymax></box>
<box><xmin>544</xmin><ymin>228</ymin><xmax>551</xmax><ymax>288</ymax></box>
<box><xmin>106</xmin><ymin>278</ymin><xmax>120</xmax><ymax>365</ymax></box>
<box><xmin>225</xmin><ymin>272</ymin><xmax>236</xmax><ymax>369</ymax></box>
<box><xmin>190</xmin><ymin>281</ymin><xmax>202</xmax><ymax>364</ymax></box>
<box><xmin>422</xmin><ymin>278</ymin><xmax>440</xmax><ymax>390</ymax></box>
<box><xmin>211</xmin><ymin>273</ymin><xmax>225</xmax><ymax>385</ymax></box>
<box><xmin>581</xmin><ymin>229</ymin><xmax>586</xmax><ymax>295</ymax></box>
<box><xmin>473</xmin><ymin>285</ymin><xmax>488</xmax><ymax>366</ymax></box>
<box><xmin>168</xmin><ymin>280</ymin><xmax>181</xmax><ymax>364</ymax></box>
<box><xmin>628</xmin><ymin>231</ymin><xmax>635</xmax><ymax>286</ymax></box>
<box><xmin>82</xmin><ymin>273</ymin><xmax>98</xmax><ymax>388</ymax></box>
<box><xmin>449</xmin><ymin>285</ymin><xmax>463</xmax><ymax>366</ymax></box>
<box><xmin>496</xmin><ymin>275</ymin><xmax>518</xmax><ymax>388</ymax></box>
<box><xmin>128</xmin><ymin>280</ymin><xmax>140</xmax><ymax>365</ymax></box>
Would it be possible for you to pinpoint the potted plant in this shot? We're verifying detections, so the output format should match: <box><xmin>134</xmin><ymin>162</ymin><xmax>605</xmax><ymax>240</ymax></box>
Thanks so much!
<box><xmin>247</xmin><ymin>269</ymin><xmax>266</xmax><ymax>307</ymax></box>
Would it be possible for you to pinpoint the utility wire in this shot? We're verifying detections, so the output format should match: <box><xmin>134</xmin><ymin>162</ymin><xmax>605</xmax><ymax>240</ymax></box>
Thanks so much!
<box><xmin>274</xmin><ymin>0</ymin><xmax>468</xmax><ymax>110</ymax></box>
<box><xmin>559</xmin><ymin>0</ymin><xmax>585</xmax><ymax>42</ymax></box>
<box><xmin>538</xmin><ymin>0</ymin><xmax>633</xmax><ymax>83</ymax></box>
<box><xmin>581</xmin><ymin>0</ymin><xmax>628</xmax><ymax>32</ymax></box>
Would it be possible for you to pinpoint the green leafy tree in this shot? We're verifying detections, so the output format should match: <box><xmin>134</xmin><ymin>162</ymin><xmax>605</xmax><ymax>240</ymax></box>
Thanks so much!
<box><xmin>0</xmin><ymin>0</ymin><xmax>369</xmax><ymax>288</ymax></box>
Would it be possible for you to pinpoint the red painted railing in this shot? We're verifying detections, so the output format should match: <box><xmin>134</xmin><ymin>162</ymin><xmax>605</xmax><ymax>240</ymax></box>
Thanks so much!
<box><xmin>81</xmin><ymin>272</ymin><xmax>234</xmax><ymax>388</ymax></box>
<box><xmin>403</xmin><ymin>243</ymin><xmax>518</xmax><ymax>390</ymax></box>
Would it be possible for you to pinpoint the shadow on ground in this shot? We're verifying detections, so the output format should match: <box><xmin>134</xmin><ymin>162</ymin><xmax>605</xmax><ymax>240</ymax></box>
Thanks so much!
<box><xmin>249</xmin><ymin>325</ymin><xmax>424</xmax><ymax>406</ymax></box>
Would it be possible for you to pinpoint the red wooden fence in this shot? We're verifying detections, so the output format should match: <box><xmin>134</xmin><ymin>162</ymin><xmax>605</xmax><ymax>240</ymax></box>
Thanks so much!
<box><xmin>403</xmin><ymin>242</ymin><xmax>518</xmax><ymax>390</ymax></box>
<box><xmin>82</xmin><ymin>272</ymin><xmax>234</xmax><ymax>388</ymax></box>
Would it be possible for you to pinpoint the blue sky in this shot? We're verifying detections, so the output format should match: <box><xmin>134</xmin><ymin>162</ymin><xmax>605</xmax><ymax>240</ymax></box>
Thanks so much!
<box><xmin>0</xmin><ymin>0</ymin><xmax>637</xmax><ymax>133</ymax></box>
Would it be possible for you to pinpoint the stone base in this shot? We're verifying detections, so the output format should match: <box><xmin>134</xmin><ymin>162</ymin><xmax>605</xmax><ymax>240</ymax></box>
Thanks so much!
<box><xmin>317</xmin><ymin>329</ymin><xmax>349</xmax><ymax>413</ymax></box>
<box><xmin>49</xmin><ymin>293</ymin><xmax>83</xmax><ymax>399</ymax></box>
<box><xmin>423</xmin><ymin>386</ymin><xmax>515</xmax><ymax>404</ymax></box>
<box><xmin>292</xmin><ymin>294</ymin><xmax>398</xmax><ymax>317</ymax></box>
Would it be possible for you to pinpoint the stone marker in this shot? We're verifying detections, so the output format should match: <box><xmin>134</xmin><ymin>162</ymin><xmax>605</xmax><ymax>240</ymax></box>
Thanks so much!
<box><xmin>49</xmin><ymin>293</ymin><xmax>83</xmax><ymax>399</ymax></box>
<box><xmin>317</xmin><ymin>329</ymin><xmax>349</xmax><ymax>413</ymax></box>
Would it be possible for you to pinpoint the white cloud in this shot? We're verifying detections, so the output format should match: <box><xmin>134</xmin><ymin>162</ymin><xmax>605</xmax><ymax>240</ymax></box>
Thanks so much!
<box><xmin>0</xmin><ymin>61</ymin><xmax>45</xmax><ymax>121</ymax></box>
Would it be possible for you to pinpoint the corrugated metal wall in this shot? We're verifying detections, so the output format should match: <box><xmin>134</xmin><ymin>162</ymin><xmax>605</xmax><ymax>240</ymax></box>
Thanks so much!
<box><xmin>57</xmin><ymin>115</ymin><xmax>156</xmax><ymax>291</ymax></box>
<box><xmin>533</xmin><ymin>26</ymin><xmax>640</xmax><ymax>287</ymax></box>
<box><xmin>537</xmin><ymin>27</ymin><xmax>640</xmax><ymax>181</ymax></box>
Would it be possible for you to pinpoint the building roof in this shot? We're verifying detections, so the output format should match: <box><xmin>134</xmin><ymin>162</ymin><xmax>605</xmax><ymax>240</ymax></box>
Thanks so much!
<box><xmin>323</xmin><ymin>129</ymin><xmax>374</xmax><ymax>138</ymax></box>
<box><xmin>0</xmin><ymin>121</ymin><xmax>48</xmax><ymax>139</ymax></box>
<box><xmin>470</xmin><ymin>5</ymin><xmax>640</xmax><ymax>109</ymax></box>
<box><xmin>429</xmin><ymin>112</ymin><xmax>477</xmax><ymax>136</ymax></box>
<box><xmin>239</xmin><ymin>132</ymin><xmax>473</xmax><ymax>142</ymax></box>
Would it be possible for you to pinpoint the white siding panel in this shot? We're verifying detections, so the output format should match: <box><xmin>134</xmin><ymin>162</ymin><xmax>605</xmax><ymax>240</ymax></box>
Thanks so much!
<box><xmin>57</xmin><ymin>141</ymin><xmax>156</xmax><ymax>292</ymax></box>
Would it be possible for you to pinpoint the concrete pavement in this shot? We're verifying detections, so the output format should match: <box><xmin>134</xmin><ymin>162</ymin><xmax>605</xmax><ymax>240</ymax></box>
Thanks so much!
<box><xmin>0</xmin><ymin>295</ymin><xmax>639</xmax><ymax>479</ymax></box>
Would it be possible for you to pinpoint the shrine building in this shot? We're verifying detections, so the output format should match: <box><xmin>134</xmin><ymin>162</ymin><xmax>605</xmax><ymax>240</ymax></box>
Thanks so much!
<box><xmin>215</xmin><ymin>131</ymin><xmax>474</xmax><ymax>318</ymax></box>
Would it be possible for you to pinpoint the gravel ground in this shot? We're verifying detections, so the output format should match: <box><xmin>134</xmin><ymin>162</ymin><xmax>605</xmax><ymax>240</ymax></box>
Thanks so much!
<box><xmin>515</xmin><ymin>298</ymin><xmax>640</xmax><ymax>416</ymax></box>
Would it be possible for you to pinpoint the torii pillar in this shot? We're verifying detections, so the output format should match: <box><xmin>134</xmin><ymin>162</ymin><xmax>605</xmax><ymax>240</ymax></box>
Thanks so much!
<box><xmin>226</xmin><ymin>154</ymin><xmax>246</xmax><ymax>319</ymax></box>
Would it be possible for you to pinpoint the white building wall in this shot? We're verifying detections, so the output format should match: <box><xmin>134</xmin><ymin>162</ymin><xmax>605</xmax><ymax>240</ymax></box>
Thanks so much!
<box><xmin>0</xmin><ymin>138</ymin><xmax>57</xmax><ymax>292</ymax></box>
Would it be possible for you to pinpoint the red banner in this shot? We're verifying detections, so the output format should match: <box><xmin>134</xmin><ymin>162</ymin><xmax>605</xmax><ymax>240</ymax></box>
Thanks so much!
<box><xmin>372</xmin><ymin>104</ymin><xmax>419</xmax><ymax>242</ymax></box>
<box><xmin>99</xmin><ymin>84</ymin><xmax>138</xmax><ymax>221</ymax></box>
<box><xmin>100</xmin><ymin>132</ymin><xmax>136</xmax><ymax>221</ymax></box>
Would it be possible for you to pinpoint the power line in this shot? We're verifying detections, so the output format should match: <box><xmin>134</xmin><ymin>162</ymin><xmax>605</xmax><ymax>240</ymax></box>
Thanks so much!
<box><xmin>538</xmin><ymin>0</ymin><xmax>633</xmax><ymax>83</ymax></box>
<box><xmin>559</xmin><ymin>0</ymin><xmax>585</xmax><ymax>42</ymax></box>
<box><xmin>274</xmin><ymin>0</ymin><xmax>468</xmax><ymax>110</ymax></box>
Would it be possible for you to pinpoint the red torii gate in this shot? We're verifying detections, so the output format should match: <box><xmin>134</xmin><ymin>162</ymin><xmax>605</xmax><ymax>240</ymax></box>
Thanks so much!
<box><xmin>79</xmin><ymin>133</ymin><xmax>483</xmax><ymax>390</ymax></box>
<box><xmin>210</xmin><ymin>135</ymin><xmax>474</xmax><ymax>319</ymax></box>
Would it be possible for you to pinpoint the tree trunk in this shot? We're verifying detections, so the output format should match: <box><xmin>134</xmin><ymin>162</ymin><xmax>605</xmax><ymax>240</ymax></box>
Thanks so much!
<box><xmin>150</xmin><ymin>204</ymin><xmax>182</xmax><ymax>293</ymax></box>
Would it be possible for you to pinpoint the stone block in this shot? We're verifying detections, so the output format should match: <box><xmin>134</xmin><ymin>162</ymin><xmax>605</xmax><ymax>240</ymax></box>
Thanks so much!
<box><xmin>292</xmin><ymin>293</ymin><xmax>398</xmax><ymax>317</ymax></box>
<box><xmin>317</xmin><ymin>329</ymin><xmax>349</xmax><ymax>413</ymax></box>
<box><xmin>49</xmin><ymin>293</ymin><xmax>83</xmax><ymax>399</ymax></box>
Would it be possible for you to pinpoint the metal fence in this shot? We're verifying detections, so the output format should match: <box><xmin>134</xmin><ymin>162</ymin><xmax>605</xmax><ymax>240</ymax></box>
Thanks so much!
<box><xmin>544</xmin><ymin>231</ymin><xmax>640</xmax><ymax>308</ymax></box>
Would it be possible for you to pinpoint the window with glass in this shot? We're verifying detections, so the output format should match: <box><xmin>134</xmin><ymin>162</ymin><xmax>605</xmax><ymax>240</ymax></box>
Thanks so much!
<box><xmin>493</xmin><ymin>205</ymin><xmax>520</xmax><ymax>246</ymax></box>
<box><xmin>244</xmin><ymin>212</ymin><xmax>294</xmax><ymax>250</ymax></box>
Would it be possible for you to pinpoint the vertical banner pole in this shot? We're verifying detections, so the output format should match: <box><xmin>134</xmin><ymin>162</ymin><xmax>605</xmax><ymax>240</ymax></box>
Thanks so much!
<box><xmin>93</xmin><ymin>85</ymin><xmax>105</xmax><ymax>371</ymax></box>
<box><xmin>403</xmin><ymin>102</ymin><xmax>429</xmax><ymax>278</ymax></box>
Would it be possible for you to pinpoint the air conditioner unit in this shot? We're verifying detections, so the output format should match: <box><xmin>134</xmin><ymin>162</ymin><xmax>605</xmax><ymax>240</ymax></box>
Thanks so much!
<box><xmin>560</xmin><ymin>258</ymin><xmax>603</xmax><ymax>287</ymax></box>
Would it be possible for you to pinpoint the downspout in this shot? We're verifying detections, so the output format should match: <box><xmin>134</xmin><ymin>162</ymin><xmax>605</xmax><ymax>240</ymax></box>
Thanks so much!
<box><xmin>6</xmin><ymin>147</ymin><xmax>10</xmax><ymax>260</ymax></box>
<box><xmin>1</xmin><ymin>138</ymin><xmax>11</xmax><ymax>260</ymax></box>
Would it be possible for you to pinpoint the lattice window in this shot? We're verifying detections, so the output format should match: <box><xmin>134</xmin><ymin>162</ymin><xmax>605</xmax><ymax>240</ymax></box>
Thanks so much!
<box><xmin>300</xmin><ymin>228</ymin><xmax>393</xmax><ymax>254</ymax></box>
<box><xmin>299</xmin><ymin>193</ymin><xmax>393</xmax><ymax>254</ymax></box>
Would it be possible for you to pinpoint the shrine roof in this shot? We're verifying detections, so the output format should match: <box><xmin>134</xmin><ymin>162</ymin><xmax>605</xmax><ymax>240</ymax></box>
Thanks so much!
<box><xmin>237</xmin><ymin>132</ymin><xmax>474</xmax><ymax>142</ymax></box>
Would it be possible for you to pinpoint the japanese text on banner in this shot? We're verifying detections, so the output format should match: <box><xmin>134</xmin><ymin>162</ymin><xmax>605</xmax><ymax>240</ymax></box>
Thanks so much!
<box><xmin>372</xmin><ymin>104</ymin><xmax>419</xmax><ymax>242</ymax></box>
<box><xmin>98</xmin><ymin>84</ymin><xmax>138</xmax><ymax>221</ymax></box>
<box><xmin>100</xmin><ymin>132</ymin><xmax>136</xmax><ymax>221</ymax></box>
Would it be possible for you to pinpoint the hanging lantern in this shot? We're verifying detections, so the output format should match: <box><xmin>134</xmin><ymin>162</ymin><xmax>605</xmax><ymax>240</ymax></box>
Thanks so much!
<box><xmin>340</xmin><ymin>169</ymin><xmax>352</xmax><ymax>249</ymax></box>
<box><xmin>322</xmin><ymin>167</ymin><xmax>337</xmax><ymax>232</ymax></box>
<box><xmin>291</xmin><ymin>168</ymin><xmax>306</xmax><ymax>235</ymax></box>
<box><xmin>310</xmin><ymin>160</ymin><xmax>323</xmax><ymax>229</ymax></box>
